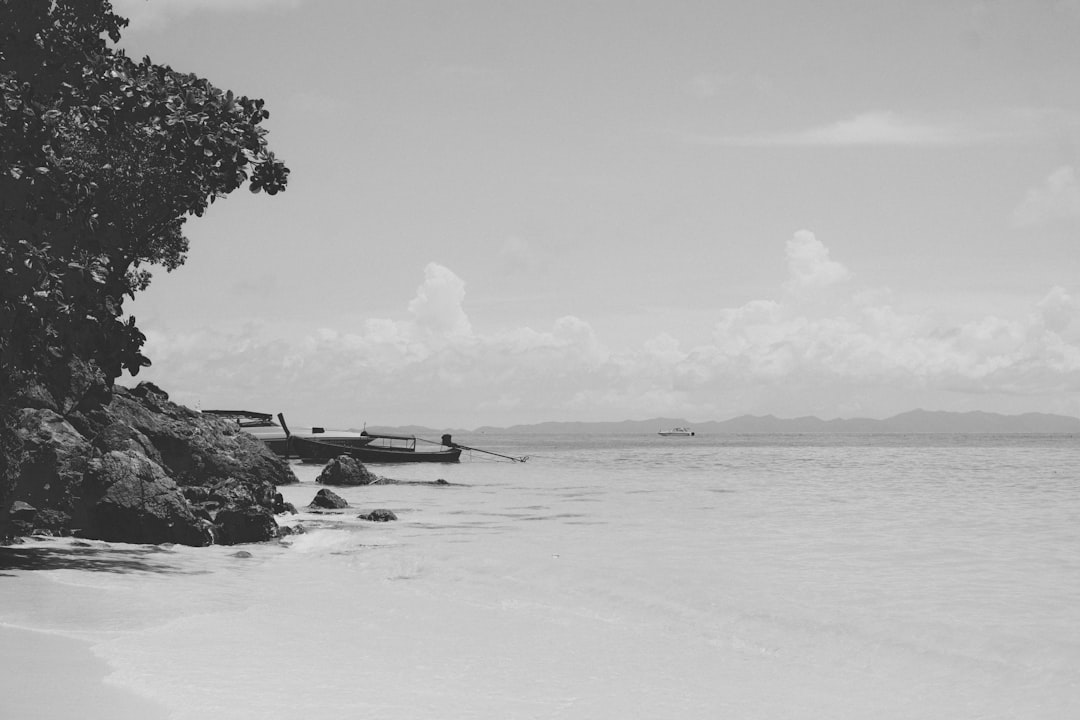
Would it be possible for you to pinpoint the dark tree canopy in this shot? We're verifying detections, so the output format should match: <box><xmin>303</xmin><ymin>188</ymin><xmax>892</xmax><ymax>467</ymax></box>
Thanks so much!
<box><xmin>0</xmin><ymin>0</ymin><xmax>289</xmax><ymax>407</ymax></box>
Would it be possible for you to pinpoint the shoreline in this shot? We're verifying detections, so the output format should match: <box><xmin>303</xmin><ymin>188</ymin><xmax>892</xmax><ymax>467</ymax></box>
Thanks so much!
<box><xmin>0</xmin><ymin>624</ymin><xmax>170</xmax><ymax>720</ymax></box>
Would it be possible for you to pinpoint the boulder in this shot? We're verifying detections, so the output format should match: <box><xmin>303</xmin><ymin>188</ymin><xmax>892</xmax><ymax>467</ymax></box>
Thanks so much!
<box><xmin>358</xmin><ymin>509</ymin><xmax>398</xmax><ymax>522</ymax></box>
<box><xmin>8</xmin><ymin>501</ymin><xmax>37</xmax><ymax>536</ymax></box>
<box><xmin>315</xmin><ymin>456</ymin><xmax>382</xmax><ymax>486</ymax></box>
<box><xmin>308</xmin><ymin>488</ymin><xmax>349</xmax><ymax>509</ymax></box>
<box><xmin>9</xmin><ymin>500</ymin><xmax>36</xmax><ymax>523</ymax></box>
<box><xmin>215</xmin><ymin>506</ymin><xmax>279</xmax><ymax>545</ymax></box>
<box><xmin>83</xmin><ymin>450</ymin><xmax>213</xmax><ymax>546</ymax></box>
<box><xmin>6</xmin><ymin>500</ymin><xmax>71</xmax><ymax>537</ymax></box>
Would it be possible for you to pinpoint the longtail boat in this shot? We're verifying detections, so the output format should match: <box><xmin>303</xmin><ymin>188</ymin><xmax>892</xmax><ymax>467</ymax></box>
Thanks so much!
<box><xmin>278</xmin><ymin>415</ymin><xmax>462</xmax><ymax>464</ymax></box>
<box><xmin>203</xmin><ymin>409</ymin><xmax>373</xmax><ymax>457</ymax></box>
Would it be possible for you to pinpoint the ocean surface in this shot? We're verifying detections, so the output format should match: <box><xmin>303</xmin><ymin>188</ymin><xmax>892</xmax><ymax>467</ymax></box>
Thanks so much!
<box><xmin>2</xmin><ymin>433</ymin><xmax>1079</xmax><ymax>719</ymax></box>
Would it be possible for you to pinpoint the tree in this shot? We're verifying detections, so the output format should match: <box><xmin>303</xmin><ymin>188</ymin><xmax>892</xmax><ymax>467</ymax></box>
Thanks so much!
<box><xmin>0</xmin><ymin>0</ymin><xmax>289</xmax><ymax>521</ymax></box>
<box><xmin>1</xmin><ymin>0</ymin><xmax>288</xmax><ymax>402</ymax></box>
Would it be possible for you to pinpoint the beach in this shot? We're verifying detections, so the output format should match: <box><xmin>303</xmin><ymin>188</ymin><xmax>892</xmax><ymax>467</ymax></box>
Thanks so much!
<box><xmin>0</xmin><ymin>625</ymin><xmax>169</xmax><ymax>719</ymax></box>
<box><xmin>2</xmin><ymin>433</ymin><xmax>1079</xmax><ymax>718</ymax></box>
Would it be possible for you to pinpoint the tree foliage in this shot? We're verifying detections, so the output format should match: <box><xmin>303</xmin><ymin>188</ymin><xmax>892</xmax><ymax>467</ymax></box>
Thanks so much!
<box><xmin>0</xmin><ymin>0</ymin><xmax>289</xmax><ymax>407</ymax></box>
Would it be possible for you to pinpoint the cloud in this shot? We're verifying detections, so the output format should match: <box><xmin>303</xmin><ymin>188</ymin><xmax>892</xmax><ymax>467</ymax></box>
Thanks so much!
<box><xmin>132</xmin><ymin>234</ymin><xmax>1080</xmax><ymax>426</ymax></box>
<box><xmin>693</xmin><ymin>110</ymin><xmax>1044</xmax><ymax>148</ymax></box>
<box><xmin>1012</xmin><ymin>166</ymin><xmax>1080</xmax><ymax>227</ymax></box>
<box><xmin>784</xmin><ymin>230</ymin><xmax>852</xmax><ymax>292</ymax></box>
<box><xmin>407</xmin><ymin>263</ymin><xmax>472</xmax><ymax>337</ymax></box>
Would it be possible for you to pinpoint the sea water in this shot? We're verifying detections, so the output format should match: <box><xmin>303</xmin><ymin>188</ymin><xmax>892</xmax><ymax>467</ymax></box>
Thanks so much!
<box><xmin>2</xmin><ymin>433</ymin><xmax>1079</xmax><ymax>719</ymax></box>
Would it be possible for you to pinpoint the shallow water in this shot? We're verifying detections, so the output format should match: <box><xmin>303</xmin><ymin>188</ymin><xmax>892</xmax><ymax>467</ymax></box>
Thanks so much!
<box><xmin>2</xmin><ymin>433</ymin><xmax>1079</xmax><ymax>718</ymax></box>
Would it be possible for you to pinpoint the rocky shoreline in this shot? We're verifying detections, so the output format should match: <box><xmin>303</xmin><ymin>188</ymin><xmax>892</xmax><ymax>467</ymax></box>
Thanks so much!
<box><xmin>1</xmin><ymin>382</ymin><xmax>298</xmax><ymax>546</ymax></box>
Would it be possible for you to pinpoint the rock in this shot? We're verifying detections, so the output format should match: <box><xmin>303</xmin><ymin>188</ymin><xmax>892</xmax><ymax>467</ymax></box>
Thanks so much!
<box><xmin>308</xmin><ymin>488</ymin><xmax>349</xmax><ymax>509</ymax></box>
<box><xmin>93</xmin><ymin>421</ymin><xmax>163</xmax><ymax>463</ymax></box>
<box><xmin>316</xmin><ymin>456</ymin><xmax>382</xmax><ymax>486</ymax></box>
<box><xmin>44</xmin><ymin>357</ymin><xmax>112</xmax><ymax>417</ymax></box>
<box><xmin>1</xmin><ymin>383</ymin><xmax>298</xmax><ymax>545</ymax></box>
<box><xmin>84</xmin><ymin>450</ymin><xmax>213</xmax><ymax>546</ymax></box>
<box><xmin>358</xmin><ymin>509</ymin><xmax>397</xmax><ymax>522</ymax></box>
<box><xmin>33</xmin><ymin>509</ymin><xmax>71</xmax><ymax>536</ymax></box>
<box><xmin>231</xmin><ymin>550</ymin><xmax>253</xmax><ymax>559</ymax></box>
<box><xmin>215</xmin><ymin>506</ymin><xmax>278</xmax><ymax>544</ymax></box>
<box><xmin>11</xmin><ymin>408</ymin><xmax>94</xmax><ymax>529</ymax></box>
<box><xmin>101</xmin><ymin>384</ymin><xmax>296</xmax><ymax>492</ymax></box>
<box><xmin>7</xmin><ymin>500</ymin><xmax>37</xmax><ymax>537</ymax></box>
<box><xmin>9</xmin><ymin>382</ymin><xmax>57</xmax><ymax>412</ymax></box>
<box><xmin>272</xmin><ymin>493</ymin><xmax>297</xmax><ymax>515</ymax></box>
<box><xmin>129</xmin><ymin>382</ymin><xmax>169</xmax><ymax>401</ymax></box>
<box><xmin>9</xmin><ymin>501</ymin><xmax>36</xmax><ymax>522</ymax></box>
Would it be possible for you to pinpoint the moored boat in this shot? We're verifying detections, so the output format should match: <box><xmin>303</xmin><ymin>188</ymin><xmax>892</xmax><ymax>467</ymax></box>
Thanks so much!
<box><xmin>287</xmin><ymin>431</ymin><xmax>462</xmax><ymax>464</ymax></box>
<box><xmin>203</xmin><ymin>410</ymin><xmax>373</xmax><ymax>457</ymax></box>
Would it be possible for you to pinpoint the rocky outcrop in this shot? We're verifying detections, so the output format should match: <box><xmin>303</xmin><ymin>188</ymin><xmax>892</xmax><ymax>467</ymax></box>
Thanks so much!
<box><xmin>83</xmin><ymin>450</ymin><xmax>212</xmax><ymax>546</ymax></box>
<box><xmin>2</xmin><ymin>382</ymin><xmax>297</xmax><ymax>545</ymax></box>
<box><xmin>315</xmin><ymin>456</ymin><xmax>384</xmax><ymax>486</ymax></box>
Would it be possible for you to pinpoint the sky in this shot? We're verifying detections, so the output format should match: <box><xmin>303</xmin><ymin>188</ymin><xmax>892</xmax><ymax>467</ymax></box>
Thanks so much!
<box><xmin>110</xmin><ymin>0</ymin><xmax>1080</xmax><ymax>429</ymax></box>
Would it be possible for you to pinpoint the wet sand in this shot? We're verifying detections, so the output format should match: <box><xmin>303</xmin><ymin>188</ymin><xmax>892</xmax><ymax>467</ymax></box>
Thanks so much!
<box><xmin>0</xmin><ymin>625</ymin><xmax>169</xmax><ymax>720</ymax></box>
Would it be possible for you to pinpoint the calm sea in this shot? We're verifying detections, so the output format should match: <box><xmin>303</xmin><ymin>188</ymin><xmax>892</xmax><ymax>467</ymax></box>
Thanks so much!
<box><xmin>2</xmin><ymin>433</ymin><xmax>1079</xmax><ymax>719</ymax></box>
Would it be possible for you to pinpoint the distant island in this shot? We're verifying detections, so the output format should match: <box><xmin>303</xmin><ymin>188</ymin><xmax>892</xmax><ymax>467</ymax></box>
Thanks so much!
<box><xmin>366</xmin><ymin>410</ymin><xmax>1080</xmax><ymax>436</ymax></box>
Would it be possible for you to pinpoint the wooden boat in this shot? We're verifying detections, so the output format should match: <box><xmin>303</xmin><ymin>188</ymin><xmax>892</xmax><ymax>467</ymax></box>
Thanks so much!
<box><xmin>212</xmin><ymin>412</ymin><xmax>525</xmax><ymax>464</ymax></box>
<box><xmin>658</xmin><ymin>426</ymin><xmax>695</xmax><ymax>437</ymax></box>
<box><xmin>287</xmin><ymin>431</ymin><xmax>462</xmax><ymax>464</ymax></box>
<box><xmin>203</xmin><ymin>410</ymin><xmax>373</xmax><ymax>457</ymax></box>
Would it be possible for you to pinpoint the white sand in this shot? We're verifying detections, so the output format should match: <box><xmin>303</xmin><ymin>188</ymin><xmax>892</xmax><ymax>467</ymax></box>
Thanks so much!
<box><xmin>0</xmin><ymin>625</ymin><xmax>169</xmax><ymax>719</ymax></box>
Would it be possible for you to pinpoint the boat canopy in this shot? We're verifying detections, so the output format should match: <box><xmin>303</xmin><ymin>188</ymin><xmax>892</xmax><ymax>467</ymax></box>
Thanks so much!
<box><xmin>361</xmin><ymin>431</ymin><xmax>416</xmax><ymax>441</ymax></box>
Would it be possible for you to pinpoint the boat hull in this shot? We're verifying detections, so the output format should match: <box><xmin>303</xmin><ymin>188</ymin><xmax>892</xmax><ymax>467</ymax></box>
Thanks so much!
<box><xmin>289</xmin><ymin>435</ymin><xmax>462</xmax><ymax>464</ymax></box>
<box><xmin>249</xmin><ymin>432</ymin><xmax>374</xmax><ymax>458</ymax></box>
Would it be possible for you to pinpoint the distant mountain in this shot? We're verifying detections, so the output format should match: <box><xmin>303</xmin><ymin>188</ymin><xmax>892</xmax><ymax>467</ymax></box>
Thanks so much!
<box><xmin>468</xmin><ymin>410</ymin><xmax>1080</xmax><ymax>435</ymax></box>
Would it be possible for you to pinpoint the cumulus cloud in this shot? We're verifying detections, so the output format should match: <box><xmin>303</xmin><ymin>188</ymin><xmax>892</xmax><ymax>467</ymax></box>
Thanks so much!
<box><xmin>1012</xmin><ymin>166</ymin><xmax>1080</xmax><ymax>227</ymax></box>
<box><xmin>784</xmin><ymin>230</ymin><xmax>851</xmax><ymax>292</ymax></box>
<box><xmin>408</xmin><ymin>263</ymin><xmax>472</xmax><ymax>337</ymax></box>
<box><xmin>133</xmin><ymin>234</ymin><xmax>1080</xmax><ymax>426</ymax></box>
